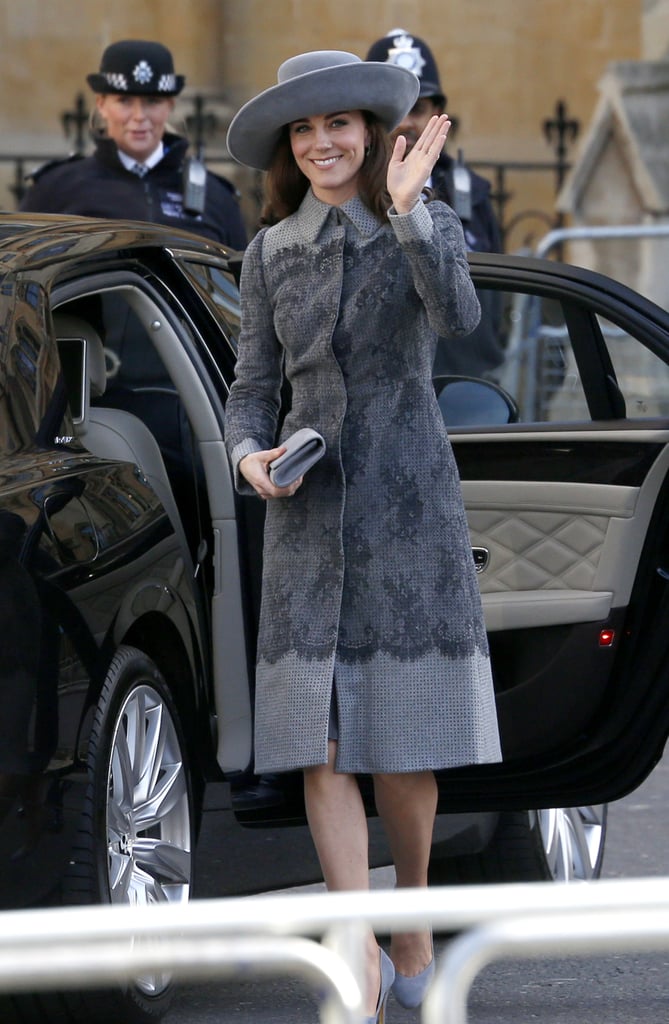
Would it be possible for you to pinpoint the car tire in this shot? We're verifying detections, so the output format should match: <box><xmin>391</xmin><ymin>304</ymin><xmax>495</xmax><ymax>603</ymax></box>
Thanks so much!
<box><xmin>0</xmin><ymin>646</ymin><xmax>196</xmax><ymax>1024</ymax></box>
<box><xmin>429</xmin><ymin>805</ymin><xmax>607</xmax><ymax>884</ymax></box>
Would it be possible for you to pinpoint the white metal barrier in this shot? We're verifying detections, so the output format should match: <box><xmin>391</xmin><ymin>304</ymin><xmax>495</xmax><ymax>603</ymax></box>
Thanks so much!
<box><xmin>429</xmin><ymin>902</ymin><xmax>669</xmax><ymax>1024</ymax></box>
<box><xmin>1</xmin><ymin>877</ymin><xmax>669</xmax><ymax>1022</ymax></box>
<box><xmin>535</xmin><ymin>221</ymin><xmax>669</xmax><ymax>259</ymax></box>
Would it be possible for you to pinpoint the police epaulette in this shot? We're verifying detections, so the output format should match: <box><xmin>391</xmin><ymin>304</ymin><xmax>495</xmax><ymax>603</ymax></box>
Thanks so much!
<box><xmin>28</xmin><ymin>153</ymin><xmax>85</xmax><ymax>183</ymax></box>
<box><xmin>209</xmin><ymin>170</ymin><xmax>241</xmax><ymax>198</ymax></box>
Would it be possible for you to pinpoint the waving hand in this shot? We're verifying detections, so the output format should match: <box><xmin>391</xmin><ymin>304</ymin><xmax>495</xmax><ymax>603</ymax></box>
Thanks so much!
<box><xmin>387</xmin><ymin>114</ymin><xmax>451</xmax><ymax>214</ymax></box>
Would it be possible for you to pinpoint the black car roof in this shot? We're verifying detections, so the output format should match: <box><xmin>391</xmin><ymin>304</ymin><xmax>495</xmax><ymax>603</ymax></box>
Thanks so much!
<box><xmin>0</xmin><ymin>211</ymin><xmax>667</xmax><ymax>332</ymax></box>
<box><xmin>0</xmin><ymin>211</ymin><xmax>234</xmax><ymax>265</ymax></box>
<box><xmin>468</xmin><ymin>249</ymin><xmax>669</xmax><ymax>327</ymax></box>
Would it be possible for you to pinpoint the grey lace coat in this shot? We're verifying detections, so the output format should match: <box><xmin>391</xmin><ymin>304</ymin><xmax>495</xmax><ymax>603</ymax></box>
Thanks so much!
<box><xmin>225</xmin><ymin>190</ymin><xmax>502</xmax><ymax>774</ymax></box>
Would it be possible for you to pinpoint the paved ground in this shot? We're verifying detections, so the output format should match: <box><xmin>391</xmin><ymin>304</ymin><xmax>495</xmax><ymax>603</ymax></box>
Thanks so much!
<box><xmin>163</xmin><ymin>752</ymin><xmax>669</xmax><ymax>1023</ymax></box>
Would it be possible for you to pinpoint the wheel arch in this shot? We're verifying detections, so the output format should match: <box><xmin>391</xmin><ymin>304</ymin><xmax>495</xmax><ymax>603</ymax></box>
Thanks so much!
<box><xmin>118</xmin><ymin>609</ymin><xmax>214</xmax><ymax>782</ymax></box>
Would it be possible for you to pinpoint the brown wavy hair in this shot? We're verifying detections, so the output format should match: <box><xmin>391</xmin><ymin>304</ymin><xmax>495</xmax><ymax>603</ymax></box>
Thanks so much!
<box><xmin>260</xmin><ymin>112</ymin><xmax>393</xmax><ymax>226</ymax></box>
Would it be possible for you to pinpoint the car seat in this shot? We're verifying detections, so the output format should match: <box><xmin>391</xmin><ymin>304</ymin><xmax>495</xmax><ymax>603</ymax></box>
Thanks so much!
<box><xmin>53</xmin><ymin>312</ymin><xmax>188</xmax><ymax>554</ymax></box>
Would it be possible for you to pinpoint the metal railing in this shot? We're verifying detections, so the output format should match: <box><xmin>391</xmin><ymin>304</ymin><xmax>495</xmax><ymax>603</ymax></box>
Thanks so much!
<box><xmin>430</xmin><ymin>898</ymin><xmax>669</xmax><ymax>1024</ymax></box>
<box><xmin>1</xmin><ymin>877</ymin><xmax>668</xmax><ymax>1022</ymax></box>
<box><xmin>495</xmin><ymin>221</ymin><xmax>669</xmax><ymax>421</ymax></box>
<box><xmin>535</xmin><ymin>221</ymin><xmax>669</xmax><ymax>259</ymax></box>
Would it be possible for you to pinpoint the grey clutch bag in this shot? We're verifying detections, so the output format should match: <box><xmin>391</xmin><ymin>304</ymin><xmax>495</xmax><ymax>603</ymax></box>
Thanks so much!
<box><xmin>269</xmin><ymin>427</ymin><xmax>326</xmax><ymax>487</ymax></box>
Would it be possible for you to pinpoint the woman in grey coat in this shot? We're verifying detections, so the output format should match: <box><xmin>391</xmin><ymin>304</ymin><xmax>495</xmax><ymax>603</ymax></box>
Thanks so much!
<box><xmin>225</xmin><ymin>51</ymin><xmax>501</xmax><ymax>1022</ymax></box>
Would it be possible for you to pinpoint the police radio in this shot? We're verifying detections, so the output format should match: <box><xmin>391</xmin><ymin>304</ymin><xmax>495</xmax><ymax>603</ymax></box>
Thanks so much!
<box><xmin>452</xmin><ymin>149</ymin><xmax>472</xmax><ymax>222</ymax></box>
<box><xmin>183</xmin><ymin>154</ymin><xmax>207</xmax><ymax>215</ymax></box>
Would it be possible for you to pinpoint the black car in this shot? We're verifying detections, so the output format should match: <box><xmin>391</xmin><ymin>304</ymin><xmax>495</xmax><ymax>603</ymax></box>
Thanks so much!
<box><xmin>1</xmin><ymin>212</ymin><xmax>669</xmax><ymax>1023</ymax></box>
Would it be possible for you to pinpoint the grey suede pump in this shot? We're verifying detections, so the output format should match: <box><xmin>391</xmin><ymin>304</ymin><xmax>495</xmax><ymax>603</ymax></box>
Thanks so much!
<box><xmin>365</xmin><ymin>948</ymin><xmax>395</xmax><ymax>1024</ymax></box>
<box><xmin>391</xmin><ymin>952</ymin><xmax>435</xmax><ymax>1009</ymax></box>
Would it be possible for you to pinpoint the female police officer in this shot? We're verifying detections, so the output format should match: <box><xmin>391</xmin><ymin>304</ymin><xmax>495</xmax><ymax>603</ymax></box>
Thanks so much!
<box><xmin>21</xmin><ymin>38</ymin><xmax>246</xmax><ymax>249</ymax></box>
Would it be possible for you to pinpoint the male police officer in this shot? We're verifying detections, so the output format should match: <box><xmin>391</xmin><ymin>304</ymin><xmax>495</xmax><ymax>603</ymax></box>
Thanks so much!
<box><xmin>366</xmin><ymin>29</ymin><xmax>503</xmax><ymax>377</ymax></box>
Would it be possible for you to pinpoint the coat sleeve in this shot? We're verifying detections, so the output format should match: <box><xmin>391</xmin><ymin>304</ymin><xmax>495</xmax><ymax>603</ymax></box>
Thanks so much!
<box><xmin>388</xmin><ymin>199</ymin><xmax>481</xmax><ymax>338</ymax></box>
<box><xmin>224</xmin><ymin>227</ymin><xmax>283</xmax><ymax>493</ymax></box>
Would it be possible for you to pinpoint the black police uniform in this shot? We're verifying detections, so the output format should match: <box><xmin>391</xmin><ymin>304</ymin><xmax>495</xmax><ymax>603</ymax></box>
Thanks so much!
<box><xmin>431</xmin><ymin>153</ymin><xmax>500</xmax><ymax>255</ymax></box>
<box><xmin>430</xmin><ymin>152</ymin><xmax>504</xmax><ymax>378</ymax></box>
<box><xmin>20</xmin><ymin>131</ymin><xmax>247</xmax><ymax>249</ymax></box>
<box><xmin>366</xmin><ymin>28</ymin><xmax>504</xmax><ymax>378</ymax></box>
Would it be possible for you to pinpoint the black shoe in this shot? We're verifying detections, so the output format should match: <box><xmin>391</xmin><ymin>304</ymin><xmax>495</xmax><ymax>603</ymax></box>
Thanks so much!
<box><xmin>231</xmin><ymin>774</ymin><xmax>284</xmax><ymax>811</ymax></box>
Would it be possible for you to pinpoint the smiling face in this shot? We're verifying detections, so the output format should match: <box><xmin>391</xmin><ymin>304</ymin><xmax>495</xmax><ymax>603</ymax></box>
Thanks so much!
<box><xmin>288</xmin><ymin>110</ymin><xmax>370</xmax><ymax>205</ymax></box>
<box><xmin>96</xmin><ymin>93</ymin><xmax>175</xmax><ymax>163</ymax></box>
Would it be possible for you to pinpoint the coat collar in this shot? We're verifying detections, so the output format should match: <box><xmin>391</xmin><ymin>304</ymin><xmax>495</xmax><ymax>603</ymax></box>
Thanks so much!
<box><xmin>295</xmin><ymin>189</ymin><xmax>382</xmax><ymax>243</ymax></box>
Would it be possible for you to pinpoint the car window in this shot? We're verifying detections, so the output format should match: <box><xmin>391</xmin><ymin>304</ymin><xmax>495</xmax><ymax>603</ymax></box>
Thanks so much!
<box><xmin>479</xmin><ymin>288</ymin><xmax>590</xmax><ymax>424</ymax></box>
<box><xmin>466</xmin><ymin>283</ymin><xmax>669</xmax><ymax>426</ymax></box>
<box><xmin>596</xmin><ymin>314</ymin><xmax>669</xmax><ymax>418</ymax></box>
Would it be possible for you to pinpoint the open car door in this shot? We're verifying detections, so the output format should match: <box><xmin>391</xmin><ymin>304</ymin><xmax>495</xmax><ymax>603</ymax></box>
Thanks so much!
<box><xmin>437</xmin><ymin>254</ymin><xmax>669</xmax><ymax>813</ymax></box>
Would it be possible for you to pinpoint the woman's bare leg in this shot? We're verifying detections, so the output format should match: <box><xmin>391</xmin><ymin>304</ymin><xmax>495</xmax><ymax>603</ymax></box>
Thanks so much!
<box><xmin>373</xmin><ymin>770</ymin><xmax>438</xmax><ymax>975</ymax></box>
<box><xmin>304</xmin><ymin>741</ymin><xmax>381</xmax><ymax>1015</ymax></box>
<box><xmin>304</xmin><ymin>741</ymin><xmax>370</xmax><ymax>889</ymax></box>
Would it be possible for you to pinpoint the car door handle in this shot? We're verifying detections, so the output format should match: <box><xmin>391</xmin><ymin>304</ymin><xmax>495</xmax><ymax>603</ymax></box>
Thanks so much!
<box><xmin>472</xmin><ymin>546</ymin><xmax>490</xmax><ymax>573</ymax></box>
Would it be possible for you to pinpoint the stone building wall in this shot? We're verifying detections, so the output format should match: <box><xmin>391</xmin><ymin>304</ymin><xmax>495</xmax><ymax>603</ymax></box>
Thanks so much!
<box><xmin>556</xmin><ymin>58</ymin><xmax>669</xmax><ymax>304</ymax></box>
<box><xmin>643</xmin><ymin>0</ymin><xmax>669</xmax><ymax>59</ymax></box>
<box><xmin>0</xmin><ymin>0</ymin><xmax>226</xmax><ymax>149</ymax></box>
<box><xmin>219</xmin><ymin>1</ymin><xmax>642</xmax><ymax>247</ymax></box>
<box><xmin>0</xmin><ymin>0</ymin><xmax>647</xmax><ymax>250</ymax></box>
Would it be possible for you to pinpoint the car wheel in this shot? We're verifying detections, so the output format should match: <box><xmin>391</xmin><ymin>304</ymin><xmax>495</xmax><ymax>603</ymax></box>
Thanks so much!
<box><xmin>84</xmin><ymin>645</ymin><xmax>194</xmax><ymax>1020</ymax></box>
<box><xmin>429</xmin><ymin>805</ymin><xmax>607</xmax><ymax>884</ymax></box>
<box><xmin>0</xmin><ymin>646</ymin><xmax>196</xmax><ymax>1024</ymax></box>
<box><xmin>531</xmin><ymin>805</ymin><xmax>607</xmax><ymax>881</ymax></box>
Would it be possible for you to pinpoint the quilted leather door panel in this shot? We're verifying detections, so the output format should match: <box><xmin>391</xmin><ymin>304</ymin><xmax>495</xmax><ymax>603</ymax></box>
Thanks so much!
<box><xmin>454</xmin><ymin>431</ymin><xmax>669</xmax><ymax>632</ymax></box>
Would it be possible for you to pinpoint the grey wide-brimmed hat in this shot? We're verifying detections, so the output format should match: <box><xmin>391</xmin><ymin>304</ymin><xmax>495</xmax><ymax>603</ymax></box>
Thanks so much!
<box><xmin>226</xmin><ymin>50</ymin><xmax>420</xmax><ymax>171</ymax></box>
<box><xmin>87</xmin><ymin>40</ymin><xmax>185</xmax><ymax>96</ymax></box>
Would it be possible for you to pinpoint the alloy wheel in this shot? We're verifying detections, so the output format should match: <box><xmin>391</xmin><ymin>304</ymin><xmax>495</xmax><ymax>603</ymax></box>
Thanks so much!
<box><xmin>534</xmin><ymin>805</ymin><xmax>607</xmax><ymax>881</ymax></box>
<box><xmin>106</xmin><ymin>682</ymin><xmax>192</xmax><ymax>995</ymax></box>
